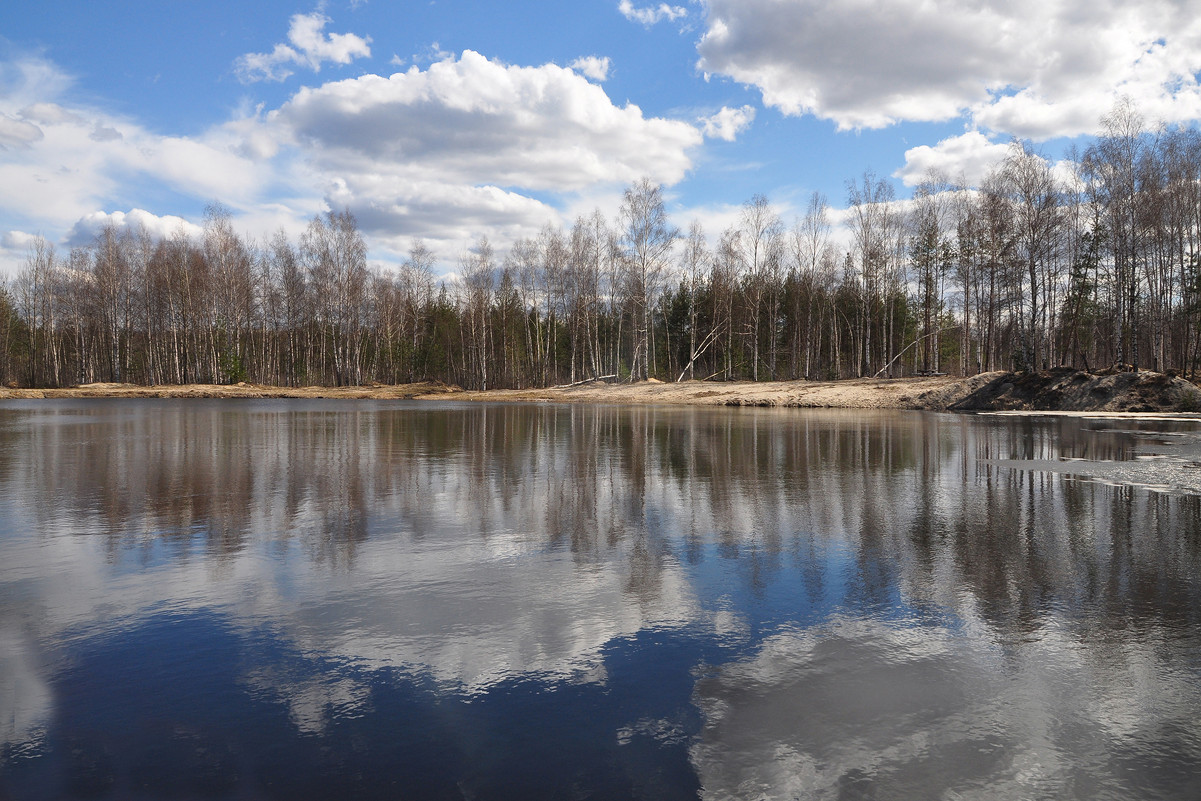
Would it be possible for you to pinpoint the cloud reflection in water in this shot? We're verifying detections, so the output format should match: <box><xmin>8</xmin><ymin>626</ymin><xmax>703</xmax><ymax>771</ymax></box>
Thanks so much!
<box><xmin>0</xmin><ymin>401</ymin><xmax>1199</xmax><ymax>799</ymax></box>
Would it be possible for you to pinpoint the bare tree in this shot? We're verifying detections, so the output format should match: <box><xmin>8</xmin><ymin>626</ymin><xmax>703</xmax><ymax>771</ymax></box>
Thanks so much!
<box><xmin>676</xmin><ymin>220</ymin><xmax>715</xmax><ymax>381</ymax></box>
<box><xmin>459</xmin><ymin>236</ymin><xmax>494</xmax><ymax>389</ymax></box>
<box><xmin>1001</xmin><ymin>143</ymin><xmax>1062</xmax><ymax>370</ymax></box>
<box><xmin>733</xmin><ymin>195</ymin><xmax>784</xmax><ymax>380</ymax></box>
<box><xmin>790</xmin><ymin>192</ymin><xmax>831</xmax><ymax>379</ymax></box>
<box><xmin>1084</xmin><ymin>99</ymin><xmax>1146</xmax><ymax>369</ymax></box>
<box><xmin>619</xmin><ymin>178</ymin><xmax>677</xmax><ymax>380</ymax></box>
<box><xmin>847</xmin><ymin>172</ymin><xmax>899</xmax><ymax>376</ymax></box>
<box><xmin>909</xmin><ymin>172</ymin><xmax>954</xmax><ymax>373</ymax></box>
<box><xmin>301</xmin><ymin>209</ymin><xmax>367</xmax><ymax>385</ymax></box>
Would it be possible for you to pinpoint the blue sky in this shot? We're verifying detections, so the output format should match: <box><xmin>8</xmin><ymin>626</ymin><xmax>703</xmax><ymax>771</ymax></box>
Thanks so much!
<box><xmin>3</xmin><ymin>0</ymin><xmax>1200</xmax><ymax>275</ymax></box>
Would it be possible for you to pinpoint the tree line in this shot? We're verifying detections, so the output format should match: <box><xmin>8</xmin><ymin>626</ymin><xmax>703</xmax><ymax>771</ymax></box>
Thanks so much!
<box><xmin>6</xmin><ymin>101</ymin><xmax>1201</xmax><ymax>390</ymax></box>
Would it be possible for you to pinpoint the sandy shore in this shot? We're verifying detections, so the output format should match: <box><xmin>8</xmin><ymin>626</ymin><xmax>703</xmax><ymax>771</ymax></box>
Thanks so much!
<box><xmin>2</xmin><ymin>369</ymin><xmax>1198</xmax><ymax>413</ymax></box>
<box><xmin>0</xmin><ymin>374</ymin><xmax>1001</xmax><ymax>409</ymax></box>
<box><xmin>446</xmin><ymin>373</ymin><xmax>1005</xmax><ymax>409</ymax></box>
<box><xmin>0</xmin><ymin>381</ymin><xmax>457</xmax><ymax>401</ymax></box>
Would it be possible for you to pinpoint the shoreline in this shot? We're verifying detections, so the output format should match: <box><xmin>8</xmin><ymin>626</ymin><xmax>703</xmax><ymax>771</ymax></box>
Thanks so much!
<box><xmin>2</xmin><ymin>369</ymin><xmax>1199</xmax><ymax>413</ymax></box>
<box><xmin>0</xmin><ymin>374</ymin><xmax>997</xmax><ymax>409</ymax></box>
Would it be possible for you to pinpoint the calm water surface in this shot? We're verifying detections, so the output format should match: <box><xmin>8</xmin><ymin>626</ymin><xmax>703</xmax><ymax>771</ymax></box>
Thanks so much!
<box><xmin>2</xmin><ymin>400</ymin><xmax>1201</xmax><ymax>800</ymax></box>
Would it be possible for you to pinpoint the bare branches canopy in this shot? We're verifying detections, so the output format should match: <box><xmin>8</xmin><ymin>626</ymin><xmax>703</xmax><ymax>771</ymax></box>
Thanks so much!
<box><xmin>7</xmin><ymin>108</ymin><xmax>1201</xmax><ymax>389</ymax></box>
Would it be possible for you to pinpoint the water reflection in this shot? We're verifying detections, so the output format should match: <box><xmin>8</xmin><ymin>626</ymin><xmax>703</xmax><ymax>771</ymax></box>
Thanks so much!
<box><xmin>692</xmin><ymin>613</ymin><xmax>1201</xmax><ymax>800</ymax></box>
<box><xmin>0</xmin><ymin>401</ymin><xmax>1199</xmax><ymax>799</ymax></box>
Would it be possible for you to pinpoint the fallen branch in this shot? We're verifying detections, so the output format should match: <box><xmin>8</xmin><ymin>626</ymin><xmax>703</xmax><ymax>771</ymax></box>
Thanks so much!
<box><xmin>553</xmin><ymin>374</ymin><xmax>618</xmax><ymax>388</ymax></box>
<box><xmin>676</xmin><ymin>326</ymin><xmax>723</xmax><ymax>383</ymax></box>
<box><xmin>873</xmin><ymin>326</ymin><xmax>960</xmax><ymax>379</ymax></box>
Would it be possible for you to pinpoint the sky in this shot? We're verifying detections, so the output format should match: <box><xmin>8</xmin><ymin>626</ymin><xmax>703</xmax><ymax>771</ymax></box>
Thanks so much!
<box><xmin>3</xmin><ymin>0</ymin><xmax>1201</xmax><ymax>277</ymax></box>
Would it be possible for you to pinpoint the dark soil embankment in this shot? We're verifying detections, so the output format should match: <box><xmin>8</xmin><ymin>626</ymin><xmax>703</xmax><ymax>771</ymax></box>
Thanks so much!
<box><xmin>948</xmin><ymin>368</ymin><xmax>1201</xmax><ymax>413</ymax></box>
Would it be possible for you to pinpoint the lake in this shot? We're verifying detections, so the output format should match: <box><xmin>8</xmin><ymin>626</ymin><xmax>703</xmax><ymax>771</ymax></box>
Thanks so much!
<box><xmin>2</xmin><ymin>400</ymin><xmax>1201</xmax><ymax>800</ymax></box>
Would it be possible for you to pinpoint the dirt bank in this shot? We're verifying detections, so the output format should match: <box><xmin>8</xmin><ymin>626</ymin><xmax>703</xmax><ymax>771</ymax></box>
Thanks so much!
<box><xmin>1</xmin><ymin>369</ymin><xmax>1197</xmax><ymax>412</ymax></box>
<box><xmin>947</xmin><ymin>368</ymin><xmax>1201</xmax><ymax>413</ymax></box>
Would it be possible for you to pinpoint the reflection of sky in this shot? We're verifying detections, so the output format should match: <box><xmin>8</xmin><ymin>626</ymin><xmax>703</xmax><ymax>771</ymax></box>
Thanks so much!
<box><xmin>692</xmin><ymin>612</ymin><xmax>1201</xmax><ymax>800</ymax></box>
<box><xmin>2</xmin><ymin>402</ymin><xmax>1201</xmax><ymax>798</ymax></box>
<box><xmin>0</xmin><ymin>501</ymin><xmax>706</xmax><ymax>740</ymax></box>
<box><xmin>982</xmin><ymin>414</ymin><xmax>1201</xmax><ymax>496</ymax></box>
<box><xmin>0</xmin><ymin>627</ymin><xmax>51</xmax><ymax>755</ymax></box>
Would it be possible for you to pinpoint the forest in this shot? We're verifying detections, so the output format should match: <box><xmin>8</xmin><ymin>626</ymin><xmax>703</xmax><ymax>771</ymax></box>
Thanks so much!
<box><xmin>5</xmin><ymin>102</ymin><xmax>1201</xmax><ymax>390</ymax></box>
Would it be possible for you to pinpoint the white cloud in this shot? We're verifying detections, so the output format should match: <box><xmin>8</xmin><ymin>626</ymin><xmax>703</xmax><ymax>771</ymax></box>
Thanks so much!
<box><xmin>324</xmin><ymin>175</ymin><xmax>558</xmax><ymax>254</ymax></box>
<box><xmin>274</xmin><ymin>51</ymin><xmax>700</xmax><ymax>192</ymax></box>
<box><xmin>696</xmin><ymin>0</ymin><xmax>1201</xmax><ymax>139</ymax></box>
<box><xmin>64</xmin><ymin>209</ymin><xmax>205</xmax><ymax>247</ymax></box>
<box><xmin>263</xmin><ymin>50</ymin><xmax>703</xmax><ymax>255</ymax></box>
<box><xmin>0</xmin><ymin>114</ymin><xmax>44</xmax><ymax>149</ymax></box>
<box><xmin>895</xmin><ymin>131</ymin><xmax>1013</xmax><ymax>187</ymax></box>
<box><xmin>668</xmin><ymin>201</ymin><xmax>744</xmax><ymax>251</ymax></box>
<box><xmin>0</xmin><ymin>57</ymin><xmax>75</xmax><ymax>112</ymax></box>
<box><xmin>235</xmin><ymin>12</ymin><xmax>372</xmax><ymax>84</ymax></box>
<box><xmin>619</xmin><ymin>0</ymin><xmax>688</xmax><ymax>27</ymax></box>
<box><xmin>18</xmin><ymin>103</ymin><xmax>82</xmax><ymax>126</ymax></box>
<box><xmin>700</xmin><ymin>104</ymin><xmax>756</xmax><ymax>141</ymax></box>
<box><xmin>1</xmin><ymin>230</ymin><xmax>41</xmax><ymax>251</ymax></box>
<box><xmin>569</xmin><ymin>55</ymin><xmax>612</xmax><ymax>82</ymax></box>
<box><xmin>697</xmin><ymin>0</ymin><xmax>1017</xmax><ymax>129</ymax></box>
<box><xmin>0</xmin><ymin>55</ymin><xmax>278</xmax><ymax>273</ymax></box>
<box><xmin>0</xmin><ymin>97</ymin><xmax>266</xmax><ymax>228</ymax></box>
<box><xmin>0</xmin><ymin>47</ymin><xmax>712</xmax><ymax>276</ymax></box>
<box><xmin>0</xmin><ymin>231</ymin><xmax>38</xmax><ymax>275</ymax></box>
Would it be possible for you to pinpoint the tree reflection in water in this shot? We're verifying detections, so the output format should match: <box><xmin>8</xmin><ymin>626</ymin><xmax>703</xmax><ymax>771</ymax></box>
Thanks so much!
<box><xmin>1</xmin><ymin>400</ymin><xmax>1200</xmax><ymax>799</ymax></box>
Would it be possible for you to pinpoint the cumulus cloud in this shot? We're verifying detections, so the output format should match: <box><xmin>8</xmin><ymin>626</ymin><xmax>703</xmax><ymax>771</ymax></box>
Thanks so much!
<box><xmin>696</xmin><ymin>0</ymin><xmax>1201</xmax><ymax>138</ymax></box>
<box><xmin>569</xmin><ymin>55</ymin><xmax>612</xmax><ymax>82</ymax></box>
<box><xmin>619</xmin><ymin>1</ymin><xmax>687</xmax><ymax>26</ymax></box>
<box><xmin>235</xmin><ymin>12</ymin><xmax>372</xmax><ymax>83</ymax></box>
<box><xmin>260</xmin><ymin>50</ymin><xmax>703</xmax><ymax>253</ymax></box>
<box><xmin>274</xmin><ymin>51</ymin><xmax>700</xmax><ymax>191</ymax></box>
<box><xmin>700</xmin><ymin>104</ymin><xmax>755</xmax><ymax>141</ymax></box>
<box><xmin>895</xmin><ymin>131</ymin><xmax>1013</xmax><ymax>187</ymax></box>
<box><xmin>0</xmin><ymin>47</ymin><xmax>710</xmax><ymax>275</ymax></box>
<box><xmin>1</xmin><ymin>230</ymin><xmax>41</xmax><ymax>251</ymax></box>
<box><xmin>64</xmin><ymin>209</ymin><xmax>204</xmax><ymax>247</ymax></box>
<box><xmin>324</xmin><ymin>175</ymin><xmax>558</xmax><ymax>250</ymax></box>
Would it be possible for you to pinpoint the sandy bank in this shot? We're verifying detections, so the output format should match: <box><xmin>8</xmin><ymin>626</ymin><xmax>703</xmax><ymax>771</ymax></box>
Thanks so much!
<box><xmin>0</xmin><ymin>381</ymin><xmax>458</xmax><ymax>401</ymax></box>
<box><xmin>0</xmin><ymin>374</ymin><xmax>991</xmax><ymax>408</ymax></box>
<box><xmin>4</xmin><ymin>369</ymin><xmax>1197</xmax><ymax>413</ymax></box>
<box><xmin>445</xmin><ymin>373</ymin><xmax>1003</xmax><ymax>409</ymax></box>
